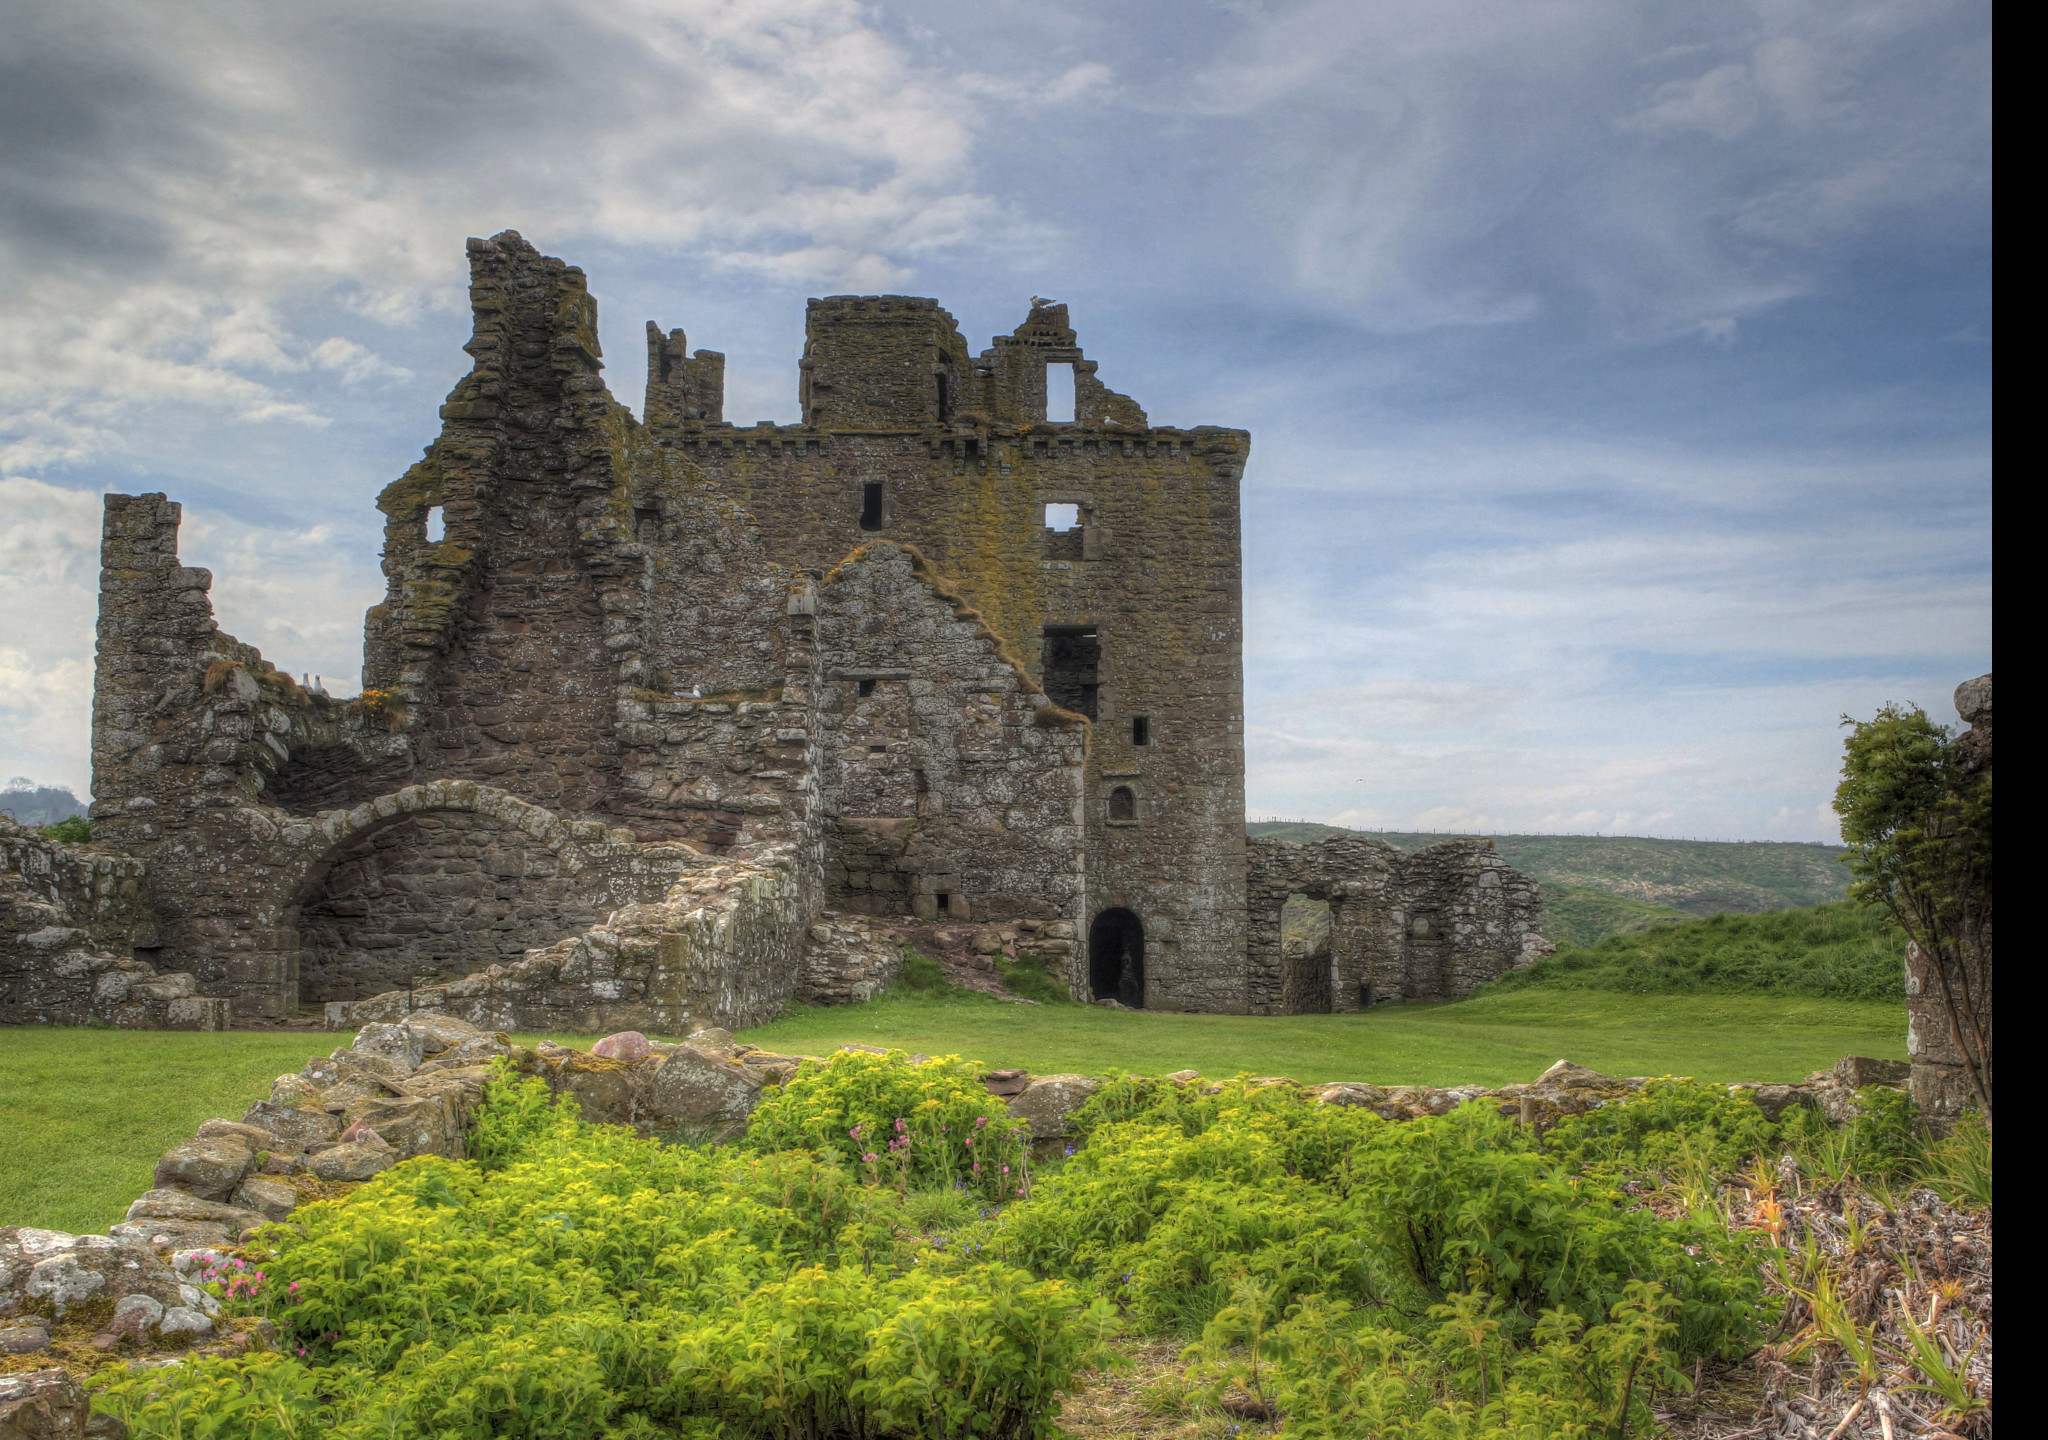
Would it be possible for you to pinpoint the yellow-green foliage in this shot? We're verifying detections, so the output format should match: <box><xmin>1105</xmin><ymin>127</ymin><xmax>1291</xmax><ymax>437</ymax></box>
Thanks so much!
<box><xmin>93</xmin><ymin>1063</ymin><xmax>1110</xmax><ymax>1440</ymax></box>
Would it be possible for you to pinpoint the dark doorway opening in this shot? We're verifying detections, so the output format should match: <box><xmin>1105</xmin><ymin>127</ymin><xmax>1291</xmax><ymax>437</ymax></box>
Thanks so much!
<box><xmin>1042</xmin><ymin>625</ymin><xmax>1100</xmax><ymax>718</ymax></box>
<box><xmin>1088</xmin><ymin>907</ymin><xmax>1145</xmax><ymax>1007</ymax></box>
<box><xmin>859</xmin><ymin>482</ymin><xmax>885</xmax><ymax>531</ymax></box>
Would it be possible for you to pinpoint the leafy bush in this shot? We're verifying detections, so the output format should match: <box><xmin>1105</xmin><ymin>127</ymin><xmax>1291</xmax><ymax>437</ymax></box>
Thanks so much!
<box><xmin>38</xmin><ymin>815</ymin><xmax>91</xmax><ymax>845</ymax></box>
<box><xmin>1484</xmin><ymin>901</ymin><xmax>1906</xmax><ymax>1001</ymax></box>
<box><xmin>743</xmin><ymin>1047</ymin><xmax>1033</xmax><ymax>1199</ymax></box>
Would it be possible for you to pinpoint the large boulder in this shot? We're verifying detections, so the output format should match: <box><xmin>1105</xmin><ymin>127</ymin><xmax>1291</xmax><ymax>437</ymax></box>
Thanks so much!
<box><xmin>229</xmin><ymin>1177</ymin><xmax>300</xmax><ymax>1223</ymax></box>
<box><xmin>0</xmin><ymin>1229</ymin><xmax>184</xmax><ymax>1318</ymax></box>
<box><xmin>341</xmin><ymin>1095</ymin><xmax>461</xmax><ymax>1159</ymax></box>
<box><xmin>151</xmin><ymin>1138</ymin><xmax>253</xmax><ymax>1202</ymax></box>
<box><xmin>640</xmin><ymin>1044</ymin><xmax>764</xmax><ymax>1141</ymax></box>
<box><xmin>545</xmin><ymin>1052</ymin><xmax>642</xmax><ymax>1127</ymax></box>
<box><xmin>238</xmin><ymin>1102</ymin><xmax>340</xmax><ymax>1154</ymax></box>
<box><xmin>1006</xmin><ymin>1075</ymin><xmax>1102</xmax><ymax>1141</ymax></box>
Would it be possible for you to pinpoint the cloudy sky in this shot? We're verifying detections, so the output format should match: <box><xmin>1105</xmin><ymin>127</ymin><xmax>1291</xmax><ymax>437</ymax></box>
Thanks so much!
<box><xmin>1</xmin><ymin>0</ymin><xmax>1990</xmax><ymax>841</ymax></box>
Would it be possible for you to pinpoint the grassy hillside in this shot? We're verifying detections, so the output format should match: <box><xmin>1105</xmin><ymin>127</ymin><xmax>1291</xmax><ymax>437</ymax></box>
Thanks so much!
<box><xmin>1249</xmin><ymin>820</ymin><xmax>1851</xmax><ymax>944</ymax></box>
<box><xmin>1486</xmin><ymin>901</ymin><xmax>1905</xmax><ymax>1001</ymax></box>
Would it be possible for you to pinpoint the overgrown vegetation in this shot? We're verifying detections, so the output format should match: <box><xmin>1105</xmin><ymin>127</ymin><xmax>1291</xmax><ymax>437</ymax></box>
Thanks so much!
<box><xmin>87</xmin><ymin>1053</ymin><xmax>1990</xmax><ymax>1438</ymax></box>
<box><xmin>38</xmin><ymin>814</ymin><xmax>91</xmax><ymax>845</ymax></box>
<box><xmin>1485</xmin><ymin>902</ymin><xmax>1907</xmax><ymax>1001</ymax></box>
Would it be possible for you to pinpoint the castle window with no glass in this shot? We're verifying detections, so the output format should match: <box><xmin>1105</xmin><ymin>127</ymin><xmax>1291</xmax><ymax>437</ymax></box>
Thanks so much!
<box><xmin>1108</xmin><ymin>786</ymin><xmax>1137</xmax><ymax>822</ymax></box>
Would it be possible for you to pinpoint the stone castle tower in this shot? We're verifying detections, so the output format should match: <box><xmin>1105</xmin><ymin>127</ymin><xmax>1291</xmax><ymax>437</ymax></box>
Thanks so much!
<box><xmin>51</xmin><ymin>232</ymin><xmax>1544</xmax><ymax>1032</ymax></box>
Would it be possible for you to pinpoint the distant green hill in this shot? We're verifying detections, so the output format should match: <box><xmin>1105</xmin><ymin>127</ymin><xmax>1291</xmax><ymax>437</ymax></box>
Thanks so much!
<box><xmin>1247</xmin><ymin>822</ymin><xmax>1852</xmax><ymax>947</ymax></box>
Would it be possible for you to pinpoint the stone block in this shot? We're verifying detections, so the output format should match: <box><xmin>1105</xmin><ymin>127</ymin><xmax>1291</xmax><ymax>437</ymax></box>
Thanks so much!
<box><xmin>1006</xmin><ymin>1074</ymin><xmax>1101</xmax><ymax>1140</ymax></box>
<box><xmin>308</xmin><ymin>1144</ymin><xmax>397</xmax><ymax>1183</ymax></box>
<box><xmin>641</xmin><ymin>1045</ymin><xmax>764</xmax><ymax>1141</ymax></box>
<box><xmin>152</xmin><ymin>1138</ymin><xmax>254</xmax><ymax>1203</ymax></box>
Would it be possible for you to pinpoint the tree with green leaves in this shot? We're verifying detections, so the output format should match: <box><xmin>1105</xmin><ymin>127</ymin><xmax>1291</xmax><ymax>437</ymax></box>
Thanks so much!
<box><xmin>1833</xmin><ymin>676</ymin><xmax>1991</xmax><ymax>1128</ymax></box>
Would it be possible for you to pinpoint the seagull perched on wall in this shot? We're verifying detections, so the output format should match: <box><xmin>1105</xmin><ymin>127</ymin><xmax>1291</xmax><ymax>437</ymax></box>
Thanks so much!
<box><xmin>1030</xmin><ymin>296</ymin><xmax>1058</xmax><ymax>310</ymax></box>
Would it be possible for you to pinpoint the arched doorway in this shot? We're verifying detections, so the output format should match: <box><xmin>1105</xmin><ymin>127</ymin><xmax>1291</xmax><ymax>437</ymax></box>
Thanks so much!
<box><xmin>1088</xmin><ymin>908</ymin><xmax>1145</xmax><ymax>1007</ymax></box>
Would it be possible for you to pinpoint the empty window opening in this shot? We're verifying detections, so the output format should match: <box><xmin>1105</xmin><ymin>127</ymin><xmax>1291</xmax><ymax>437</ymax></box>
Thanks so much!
<box><xmin>1041</xmin><ymin>624</ymin><xmax>1100</xmax><ymax>719</ymax></box>
<box><xmin>857</xmin><ymin>678</ymin><xmax>877</xmax><ymax>697</ymax></box>
<box><xmin>633</xmin><ymin>506</ymin><xmax>659</xmax><ymax>540</ymax></box>
<box><xmin>1045</xmin><ymin>502</ymin><xmax>1081</xmax><ymax>531</ymax></box>
<box><xmin>1108</xmin><ymin>785</ymin><xmax>1137</xmax><ymax>823</ymax></box>
<box><xmin>1045</xmin><ymin>362</ymin><xmax>1075</xmax><ymax>423</ymax></box>
<box><xmin>423</xmin><ymin>506</ymin><xmax>445</xmax><ymax>543</ymax></box>
<box><xmin>937</xmin><ymin>892</ymin><xmax>952</xmax><ymax>916</ymax></box>
<box><xmin>859</xmin><ymin>482</ymin><xmax>885</xmax><ymax>531</ymax></box>
<box><xmin>936</xmin><ymin>370</ymin><xmax>953</xmax><ymax>422</ymax></box>
<box><xmin>1131</xmin><ymin>716</ymin><xmax>1150</xmax><ymax>746</ymax></box>
<box><xmin>868</xmin><ymin>744</ymin><xmax>888</xmax><ymax>753</ymax></box>
<box><xmin>1088</xmin><ymin>908</ymin><xmax>1145</xmax><ymax>1007</ymax></box>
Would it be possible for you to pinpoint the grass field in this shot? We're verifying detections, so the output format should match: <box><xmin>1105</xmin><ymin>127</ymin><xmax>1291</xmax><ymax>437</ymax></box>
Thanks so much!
<box><xmin>0</xmin><ymin>988</ymin><xmax>1902</xmax><ymax>1234</ymax></box>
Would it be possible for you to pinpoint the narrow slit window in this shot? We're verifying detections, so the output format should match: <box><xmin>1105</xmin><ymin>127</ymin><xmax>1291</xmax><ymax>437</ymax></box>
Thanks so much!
<box><xmin>1045</xmin><ymin>362</ymin><xmax>1075</xmax><ymax>422</ymax></box>
<box><xmin>1132</xmin><ymin>716</ymin><xmax>1150</xmax><ymax>746</ymax></box>
<box><xmin>1044</xmin><ymin>503</ymin><xmax>1080</xmax><ymax>531</ymax></box>
<box><xmin>859</xmin><ymin>482</ymin><xmax>885</xmax><ymax>531</ymax></box>
<box><xmin>423</xmin><ymin>505</ymin><xmax>445</xmax><ymax>543</ymax></box>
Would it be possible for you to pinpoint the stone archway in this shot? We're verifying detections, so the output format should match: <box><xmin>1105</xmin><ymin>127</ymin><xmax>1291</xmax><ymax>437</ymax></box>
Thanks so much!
<box><xmin>1088</xmin><ymin>907</ymin><xmax>1145</xmax><ymax>1007</ymax></box>
<box><xmin>251</xmin><ymin>781</ymin><xmax>621</xmax><ymax>1015</ymax></box>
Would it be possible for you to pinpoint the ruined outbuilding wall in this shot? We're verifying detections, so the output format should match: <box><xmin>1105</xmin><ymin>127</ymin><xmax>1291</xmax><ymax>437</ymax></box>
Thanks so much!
<box><xmin>1244</xmin><ymin>834</ymin><xmax>1549</xmax><ymax>1014</ymax></box>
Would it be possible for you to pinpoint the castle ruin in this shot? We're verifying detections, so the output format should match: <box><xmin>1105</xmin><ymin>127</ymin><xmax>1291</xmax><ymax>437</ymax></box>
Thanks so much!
<box><xmin>5</xmin><ymin>231</ymin><xmax>1547</xmax><ymax>1032</ymax></box>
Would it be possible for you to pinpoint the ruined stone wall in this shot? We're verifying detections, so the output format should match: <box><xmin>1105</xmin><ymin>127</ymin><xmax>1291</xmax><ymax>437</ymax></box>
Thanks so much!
<box><xmin>0</xmin><ymin>816</ymin><xmax>227</xmax><ymax>1029</ymax></box>
<box><xmin>644</xmin><ymin>298</ymin><xmax>1249</xmax><ymax>1012</ymax></box>
<box><xmin>1245</xmin><ymin>834</ymin><xmax>1547</xmax><ymax>1014</ymax></box>
<box><xmin>814</xmin><ymin>542</ymin><xmax>1086</xmax><ymax>927</ymax></box>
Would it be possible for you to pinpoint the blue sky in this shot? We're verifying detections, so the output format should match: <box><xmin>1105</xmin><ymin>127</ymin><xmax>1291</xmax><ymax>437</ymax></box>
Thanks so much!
<box><xmin>0</xmin><ymin>0</ymin><xmax>1990</xmax><ymax>840</ymax></box>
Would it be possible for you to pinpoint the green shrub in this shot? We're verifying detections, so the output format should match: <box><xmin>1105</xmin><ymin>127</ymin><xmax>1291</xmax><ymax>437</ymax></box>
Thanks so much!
<box><xmin>38</xmin><ymin>815</ymin><xmax>91</xmax><ymax>845</ymax></box>
<box><xmin>1919</xmin><ymin>1112</ymin><xmax>1992</xmax><ymax>1208</ymax></box>
<box><xmin>743</xmin><ymin>1047</ymin><xmax>1033</xmax><ymax>1199</ymax></box>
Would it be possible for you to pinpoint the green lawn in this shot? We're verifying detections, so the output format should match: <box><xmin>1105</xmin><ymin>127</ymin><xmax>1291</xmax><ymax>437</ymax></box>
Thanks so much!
<box><xmin>0</xmin><ymin>1031</ymin><xmax>345</xmax><ymax>1235</ymax></box>
<box><xmin>738</xmin><ymin>988</ymin><xmax>1903</xmax><ymax>1087</ymax></box>
<box><xmin>0</xmin><ymin>990</ymin><xmax>1901</xmax><ymax>1235</ymax></box>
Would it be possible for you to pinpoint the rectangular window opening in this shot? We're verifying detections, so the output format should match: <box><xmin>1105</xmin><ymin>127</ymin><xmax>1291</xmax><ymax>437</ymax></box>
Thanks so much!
<box><xmin>1132</xmin><ymin>716</ymin><xmax>1150</xmax><ymax>746</ymax></box>
<box><xmin>937</xmin><ymin>892</ymin><xmax>953</xmax><ymax>916</ymax></box>
<box><xmin>1041</xmin><ymin>624</ymin><xmax>1100</xmax><ymax>720</ymax></box>
<box><xmin>857</xmin><ymin>678</ymin><xmax>877</xmax><ymax>697</ymax></box>
<box><xmin>1044</xmin><ymin>502</ymin><xmax>1081</xmax><ymax>532</ymax></box>
<box><xmin>424</xmin><ymin>505</ymin><xmax>445</xmax><ymax>543</ymax></box>
<box><xmin>859</xmin><ymin>482</ymin><xmax>885</xmax><ymax>531</ymax></box>
<box><xmin>1045</xmin><ymin>362</ymin><xmax>1075</xmax><ymax>423</ymax></box>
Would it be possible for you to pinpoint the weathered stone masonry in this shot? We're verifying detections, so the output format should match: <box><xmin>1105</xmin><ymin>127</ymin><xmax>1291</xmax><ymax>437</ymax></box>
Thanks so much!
<box><xmin>41</xmin><ymin>229</ymin><xmax>1544</xmax><ymax>1032</ymax></box>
